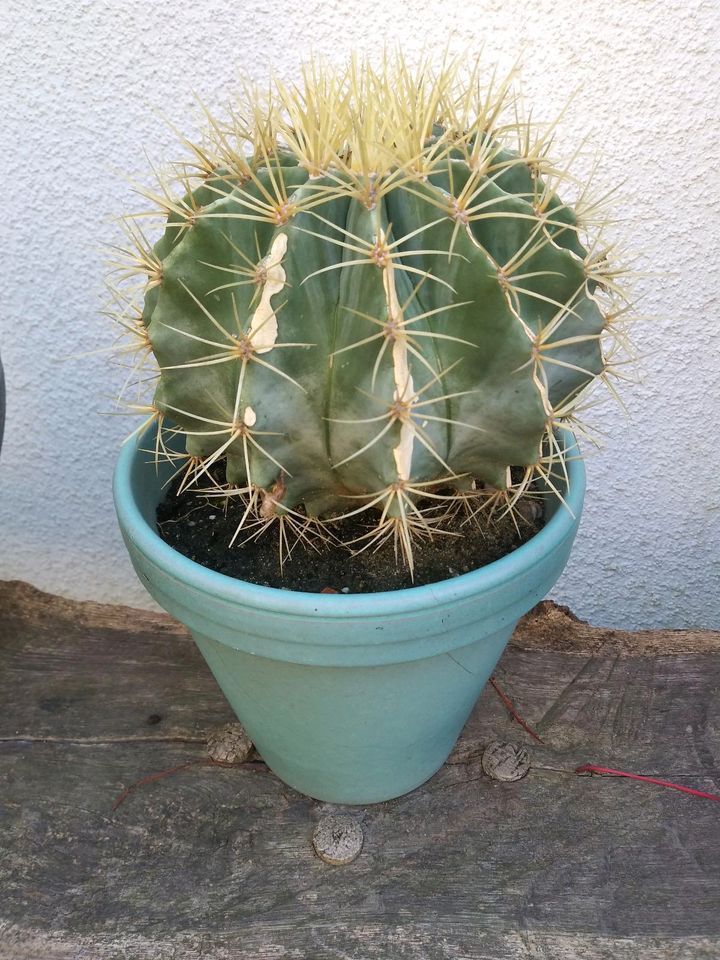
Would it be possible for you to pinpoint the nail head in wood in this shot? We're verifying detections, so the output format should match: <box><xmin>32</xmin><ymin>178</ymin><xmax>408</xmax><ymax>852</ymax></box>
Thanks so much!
<box><xmin>206</xmin><ymin>722</ymin><xmax>253</xmax><ymax>764</ymax></box>
<box><xmin>482</xmin><ymin>741</ymin><xmax>531</xmax><ymax>782</ymax></box>
<box><xmin>312</xmin><ymin>816</ymin><xmax>364</xmax><ymax>865</ymax></box>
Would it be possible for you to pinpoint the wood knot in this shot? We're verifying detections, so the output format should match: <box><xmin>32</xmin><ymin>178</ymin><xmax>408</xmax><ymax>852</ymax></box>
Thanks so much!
<box><xmin>206</xmin><ymin>722</ymin><xmax>253</xmax><ymax>764</ymax></box>
<box><xmin>312</xmin><ymin>816</ymin><xmax>364</xmax><ymax>865</ymax></box>
<box><xmin>481</xmin><ymin>741</ymin><xmax>531</xmax><ymax>782</ymax></box>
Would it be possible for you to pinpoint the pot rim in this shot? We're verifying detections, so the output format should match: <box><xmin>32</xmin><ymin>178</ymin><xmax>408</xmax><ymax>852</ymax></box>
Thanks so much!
<box><xmin>114</xmin><ymin>425</ymin><xmax>585</xmax><ymax>620</ymax></box>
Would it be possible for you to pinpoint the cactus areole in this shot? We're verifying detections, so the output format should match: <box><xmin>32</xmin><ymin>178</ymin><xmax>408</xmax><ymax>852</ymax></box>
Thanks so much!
<box><xmin>109</xmin><ymin>52</ymin><xmax>631</xmax><ymax>575</ymax></box>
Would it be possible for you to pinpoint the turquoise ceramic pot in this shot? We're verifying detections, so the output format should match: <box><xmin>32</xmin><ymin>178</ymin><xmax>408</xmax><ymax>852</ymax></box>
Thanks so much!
<box><xmin>114</xmin><ymin>425</ymin><xmax>584</xmax><ymax>803</ymax></box>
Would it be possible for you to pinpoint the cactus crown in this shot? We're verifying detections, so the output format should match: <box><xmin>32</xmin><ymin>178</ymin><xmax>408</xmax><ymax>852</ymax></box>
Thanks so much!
<box><xmin>107</xmin><ymin>51</ymin><xmax>633</xmax><ymax>573</ymax></box>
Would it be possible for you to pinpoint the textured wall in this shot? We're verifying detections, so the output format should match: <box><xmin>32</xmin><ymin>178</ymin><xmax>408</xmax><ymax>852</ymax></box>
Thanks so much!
<box><xmin>2</xmin><ymin>0</ymin><xmax>718</xmax><ymax>627</ymax></box>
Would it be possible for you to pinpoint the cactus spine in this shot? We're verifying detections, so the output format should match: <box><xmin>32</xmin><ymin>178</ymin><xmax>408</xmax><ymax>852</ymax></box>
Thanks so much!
<box><xmin>108</xmin><ymin>53</ymin><xmax>632</xmax><ymax>571</ymax></box>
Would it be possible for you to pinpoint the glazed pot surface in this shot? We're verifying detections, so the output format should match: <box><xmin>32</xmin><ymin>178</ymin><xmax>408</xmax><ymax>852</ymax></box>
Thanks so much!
<box><xmin>114</xmin><ymin>425</ymin><xmax>584</xmax><ymax>802</ymax></box>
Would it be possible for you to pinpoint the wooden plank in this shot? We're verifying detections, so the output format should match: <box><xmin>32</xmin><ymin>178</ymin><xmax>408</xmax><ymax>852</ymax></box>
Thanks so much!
<box><xmin>0</xmin><ymin>580</ymin><xmax>232</xmax><ymax>742</ymax></box>
<box><xmin>1</xmin><ymin>580</ymin><xmax>719</xmax><ymax>959</ymax></box>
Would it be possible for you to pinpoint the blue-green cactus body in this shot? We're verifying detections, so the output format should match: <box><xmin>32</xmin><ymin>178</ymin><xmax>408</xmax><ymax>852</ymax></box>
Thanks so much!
<box><xmin>111</xmin><ymin>55</ymin><xmax>626</xmax><ymax>563</ymax></box>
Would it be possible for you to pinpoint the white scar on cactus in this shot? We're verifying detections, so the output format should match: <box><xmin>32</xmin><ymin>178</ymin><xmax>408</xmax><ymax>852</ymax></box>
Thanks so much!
<box><xmin>381</xmin><ymin>245</ymin><xmax>415</xmax><ymax>481</ymax></box>
<box><xmin>243</xmin><ymin>406</ymin><xmax>257</xmax><ymax>427</ymax></box>
<box><xmin>248</xmin><ymin>233</ymin><xmax>287</xmax><ymax>354</ymax></box>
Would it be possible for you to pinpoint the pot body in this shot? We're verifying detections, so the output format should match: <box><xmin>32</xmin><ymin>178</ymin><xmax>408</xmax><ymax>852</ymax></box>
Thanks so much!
<box><xmin>114</xmin><ymin>425</ymin><xmax>585</xmax><ymax>803</ymax></box>
<box><xmin>0</xmin><ymin>351</ymin><xmax>5</xmax><ymax>455</ymax></box>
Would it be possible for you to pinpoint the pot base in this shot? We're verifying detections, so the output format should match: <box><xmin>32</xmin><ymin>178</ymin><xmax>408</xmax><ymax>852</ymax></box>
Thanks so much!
<box><xmin>194</xmin><ymin>623</ymin><xmax>515</xmax><ymax>804</ymax></box>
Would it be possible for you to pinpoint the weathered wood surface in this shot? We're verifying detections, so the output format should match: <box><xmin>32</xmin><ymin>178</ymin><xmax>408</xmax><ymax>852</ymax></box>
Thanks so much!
<box><xmin>1</xmin><ymin>579</ymin><xmax>719</xmax><ymax>960</ymax></box>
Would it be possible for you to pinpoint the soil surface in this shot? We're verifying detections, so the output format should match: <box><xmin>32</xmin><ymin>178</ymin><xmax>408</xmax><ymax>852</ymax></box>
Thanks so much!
<box><xmin>156</xmin><ymin>476</ymin><xmax>544</xmax><ymax>594</ymax></box>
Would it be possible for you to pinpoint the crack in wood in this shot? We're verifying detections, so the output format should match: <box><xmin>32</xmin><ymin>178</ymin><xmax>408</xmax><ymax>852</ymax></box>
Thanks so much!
<box><xmin>0</xmin><ymin>735</ymin><xmax>209</xmax><ymax>745</ymax></box>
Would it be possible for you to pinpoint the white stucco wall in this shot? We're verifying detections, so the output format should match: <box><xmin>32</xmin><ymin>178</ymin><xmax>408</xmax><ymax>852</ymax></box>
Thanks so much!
<box><xmin>2</xmin><ymin>0</ymin><xmax>718</xmax><ymax>627</ymax></box>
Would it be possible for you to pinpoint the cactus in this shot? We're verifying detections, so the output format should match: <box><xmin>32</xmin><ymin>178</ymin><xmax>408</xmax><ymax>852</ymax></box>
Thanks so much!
<box><xmin>108</xmin><ymin>52</ymin><xmax>632</xmax><ymax>571</ymax></box>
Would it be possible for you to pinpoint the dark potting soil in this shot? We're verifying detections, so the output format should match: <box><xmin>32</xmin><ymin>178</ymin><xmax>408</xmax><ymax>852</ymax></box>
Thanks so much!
<box><xmin>156</xmin><ymin>474</ymin><xmax>544</xmax><ymax>594</ymax></box>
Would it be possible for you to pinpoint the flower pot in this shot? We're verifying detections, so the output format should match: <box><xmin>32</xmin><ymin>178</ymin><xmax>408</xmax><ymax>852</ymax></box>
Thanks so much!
<box><xmin>113</xmin><ymin>424</ymin><xmax>584</xmax><ymax>803</ymax></box>
<box><xmin>0</xmin><ymin>351</ymin><xmax>5</xmax><ymax>455</ymax></box>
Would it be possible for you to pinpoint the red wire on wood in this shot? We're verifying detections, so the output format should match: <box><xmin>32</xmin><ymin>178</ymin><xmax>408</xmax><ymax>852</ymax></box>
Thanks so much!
<box><xmin>488</xmin><ymin>677</ymin><xmax>720</xmax><ymax>803</ymax></box>
<box><xmin>112</xmin><ymin>759</ymin><xmax>209</xmax><ymax>810</ymax></box>
<box><xmin>112</xmin><ymin>758</ymin><xmax>268</xmax><ymax>810</ymax></box>
<box><xmin>575</xmin><ymin>764</ymin><xmax>720</xmax><ymax>803</ymax></box>
<box><xmin>489</xmin><ymin>676</ymin><xmax>545</xmax><ymax>744</ymax></box>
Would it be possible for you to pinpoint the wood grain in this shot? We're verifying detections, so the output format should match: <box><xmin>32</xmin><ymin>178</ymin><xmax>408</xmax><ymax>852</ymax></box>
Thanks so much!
<box><xmin>1</xmin><ymin>579</ymin><xmax>719</xmax><ymax>959</ymax></box>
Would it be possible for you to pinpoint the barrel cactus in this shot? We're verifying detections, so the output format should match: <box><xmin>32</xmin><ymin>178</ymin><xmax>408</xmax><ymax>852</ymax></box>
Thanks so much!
<box><xmin>108</xmin><ymin>52</ymin><xmax>631</xmax><ymax>571</ymax></box>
